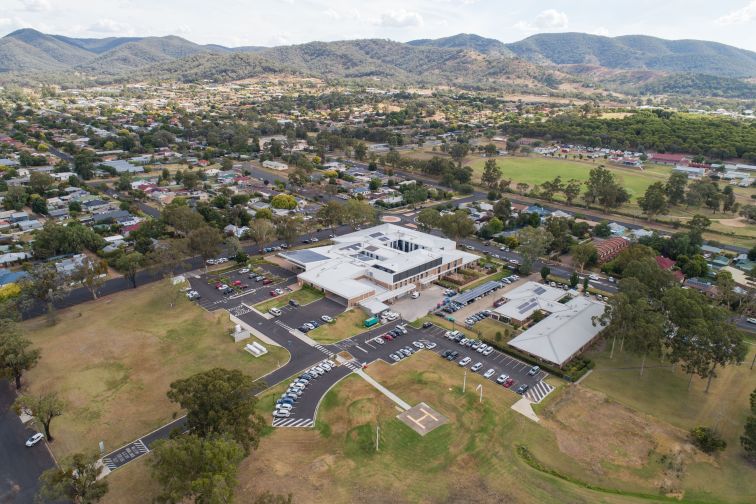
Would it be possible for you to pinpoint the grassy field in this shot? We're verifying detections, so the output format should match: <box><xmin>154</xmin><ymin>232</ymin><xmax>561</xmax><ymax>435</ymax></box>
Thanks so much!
<box><xmin>467</xmin><ymin>156</ymin><xmax>666</xmax><ymax>201</ymax></box>
<box><xmin>582</xmin><ymin>343</ymin><xmax>756</xmax><ymax>503</ymax></box>
<box><xmin>308</xmin><ymin>309</ymin><xmax>371</xmax><ymax>344</ymax></box>
<box><xmin>254</xmin><ymin>286</ymin><xmax>323</xmax><ymax>313</ymax></box>
<box><xmin>21</xmin><ymin>280</ymin><xmax>288</xmax><ymax>458</ymax></box>
<box><xmin>98</xmin><ymin>348</ymin><xmax>754</xmax><ymax>503</ymax></box>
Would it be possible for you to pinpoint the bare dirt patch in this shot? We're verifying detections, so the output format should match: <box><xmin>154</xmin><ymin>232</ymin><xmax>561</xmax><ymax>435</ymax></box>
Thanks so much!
<box><xmin>716</xmin><ymin>217</ymin><xmax>748</xmax><ymax>228</ymax></box>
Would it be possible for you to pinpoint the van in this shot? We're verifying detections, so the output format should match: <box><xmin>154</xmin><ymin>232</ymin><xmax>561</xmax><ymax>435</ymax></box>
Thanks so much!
<box><xmin>269</xmin><ymin>307</ymin><xmax>282</xmax><ymax>317</ymax></box>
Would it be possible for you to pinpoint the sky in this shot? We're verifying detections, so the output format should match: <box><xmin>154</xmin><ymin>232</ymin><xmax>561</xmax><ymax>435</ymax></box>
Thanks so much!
<box><xmin>1</xmin><ymin>0</ymin><xmax>756</xmax><ymax>50</ymax></box>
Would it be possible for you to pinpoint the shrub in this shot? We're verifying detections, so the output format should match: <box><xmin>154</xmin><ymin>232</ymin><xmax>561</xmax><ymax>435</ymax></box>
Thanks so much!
<box><xmin>690</xmin><ymin>426</ymin><xmax>727</xmax><ymax>454</ymax></box>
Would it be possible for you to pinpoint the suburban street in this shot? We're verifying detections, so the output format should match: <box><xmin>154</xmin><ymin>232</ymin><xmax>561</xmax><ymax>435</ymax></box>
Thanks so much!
<box><xmin>0</xmin><ymin>381</ymin><xmax>56</xmax><ymax>503</ymax></box>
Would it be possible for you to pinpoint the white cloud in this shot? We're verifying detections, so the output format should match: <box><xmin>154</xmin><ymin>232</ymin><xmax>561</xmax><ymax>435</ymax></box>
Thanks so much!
<box><xmin>716</xmin><ymin>1</ymin><xmax>756</xmax><ymax>24</ymax></box>
<box><xmin>515</xmin><ymin>9</ymin><xmax>569</xmax><ymax>33</ymax></box>
<box><xmin>88</xmin><ymin>18</ymin><xmax>130</xmax><ymax>34</ymax></box>
<box><xmin>378</xmin><ymin>9</ymin><xmax>424</xmax><ymax>28</ymax></box>
<box><xmin>19</xmin><ymin>0</ymin><xmax>51</xmax><ymax>12</ymax></box>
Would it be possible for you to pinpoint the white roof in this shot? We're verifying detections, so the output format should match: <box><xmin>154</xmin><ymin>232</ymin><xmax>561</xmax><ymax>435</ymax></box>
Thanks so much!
<box><xmin>508</xmin><ymin>296</ymin><xmax>606</xmax><ymax>366</ymax></box>
<box><xmin>494</xmin><ymin>281</ymin><xmax>565</xmax><ymax>320</ymax></box>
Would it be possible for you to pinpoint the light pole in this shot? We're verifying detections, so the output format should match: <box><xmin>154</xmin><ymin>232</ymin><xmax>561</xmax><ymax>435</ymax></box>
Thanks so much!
<box><xmin>462</xmin><ymin>370</ymin><xmax>467</xmax><ymax>393</ymax></box>
<box><xmin>476</xmin><ymin>383</ymin><xmax>483</xmax><ymax>403</ymax></box>
<box><xmin>375</xmin><ymin>423</ymin><xmax>380</xmax><ymax>452</ymax></box>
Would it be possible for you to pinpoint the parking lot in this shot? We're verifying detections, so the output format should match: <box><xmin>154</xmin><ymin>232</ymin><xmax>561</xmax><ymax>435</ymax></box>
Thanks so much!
<box><xmin>187</xmin><ymin>263</ymin><xmax>298</xmax><ymax>311</ymax></box>
<box><xmin>272</xmin><ymin>298</ymin><xmax>345</xmax><ymax>331</ymax></box>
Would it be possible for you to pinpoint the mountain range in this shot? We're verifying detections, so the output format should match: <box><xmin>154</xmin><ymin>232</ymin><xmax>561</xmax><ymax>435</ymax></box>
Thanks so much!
<box><xmin>2</xmin><ymin>29</ymin><xmax>755</xmax><ymax>98</ymax></box>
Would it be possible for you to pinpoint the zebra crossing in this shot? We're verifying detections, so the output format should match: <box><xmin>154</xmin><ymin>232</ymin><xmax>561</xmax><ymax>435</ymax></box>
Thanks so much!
<box><xmin>341</xmin><ymin>360</ymin><xmax>361</xmax><ymax>372</ymax></box>
<box><xmin>525</xmin><ymin>380</ymin><xmax>555</xmax><ymax>404</ymax></box>
<box><xmin>274</xmin><ymin>319</ymin><xmax>293</xmax><ymax>332</ymax></box>
<box><xmin>272</xmin><ymin>417</ymin><xmax>315</xmax><ymax>428</ymax></box>
<box><xmin>314</xmin><ymin>343</ymin><xmax>335</xmax><ymax>356</ymax></box>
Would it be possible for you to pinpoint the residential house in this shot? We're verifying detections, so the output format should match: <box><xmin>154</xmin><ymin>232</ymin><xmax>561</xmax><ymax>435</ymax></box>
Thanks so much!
<box><xmin>594</xmin><ymin>237</ymin><xmax>630</xmax><ymax>263</ymax></box>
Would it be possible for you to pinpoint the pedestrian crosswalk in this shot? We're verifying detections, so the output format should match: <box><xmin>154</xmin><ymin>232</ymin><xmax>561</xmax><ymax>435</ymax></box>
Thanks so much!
<box><xmin>314</xmin><ymin>343</ymin><xmax>335</xmax><ymax>357</ymax></box>
<box><xmin>525</xmin><ymin>380</ymin><xmax>555</xmax><ymax>403</ymax></box>
<box><xmin>274</xmin><ymin>320</ymin><xmax>293</xmax><ymax>332</ymax></box>
<box><xmin>102</xmin><ymin>439</ymin><xmax>149</xmax><ymax>470</ymax></box>
<box><xmin>342</xmin><ymin>360</ymin><xmax>361</xmax><ymax>372</ymax></box>
<box><xmin>272</xmin><ymin>417</ymin><xmax>315</xmax><ymax>428</ymax></box>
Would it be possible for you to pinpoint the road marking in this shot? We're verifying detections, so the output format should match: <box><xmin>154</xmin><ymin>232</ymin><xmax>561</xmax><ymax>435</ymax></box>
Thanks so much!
<box><xmin>354</xmin><ymin>345</ymin><xmax>368</xmax><ymax>353</ymax></box>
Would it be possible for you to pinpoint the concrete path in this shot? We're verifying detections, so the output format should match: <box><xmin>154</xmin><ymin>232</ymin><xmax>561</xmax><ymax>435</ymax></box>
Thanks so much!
<box><xmin>355</xmin><ymin>369</ymin><xmax>411</xmax><ymax>410</ymax></box>
<box><xmin>511</xmin><ymin>397</ymin><xmax>540</xmax><ymax>423</ymax></box>
<box><xmin>231</xmin><ymin>313</ymin><xmax>281</xmax><ymax>347</ymax></box>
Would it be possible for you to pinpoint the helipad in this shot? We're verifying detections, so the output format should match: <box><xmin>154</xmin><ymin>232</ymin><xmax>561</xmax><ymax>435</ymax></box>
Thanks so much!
<box><xmin>396</xmin><ymin>402</ymin><xmax>448</xmax><ymax>436</ymax></box>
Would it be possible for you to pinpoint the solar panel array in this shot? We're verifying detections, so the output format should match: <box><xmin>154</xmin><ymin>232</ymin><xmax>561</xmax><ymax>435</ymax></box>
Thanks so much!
<box><xmin>450</xmin><ymin>280</ymin><xmax>502</xmax><ymax>305</ymax></box>
<box><xmin>533</xmin><ymin>286</ymin><xmax>546</xmax><ymax>295</ymax></box>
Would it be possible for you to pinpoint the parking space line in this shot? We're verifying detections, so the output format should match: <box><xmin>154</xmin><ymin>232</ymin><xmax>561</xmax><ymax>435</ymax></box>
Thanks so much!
<box><xmin>354</xmin><ymin>345</ymin><xmax>368</xmax><ymax>353</ymax></box>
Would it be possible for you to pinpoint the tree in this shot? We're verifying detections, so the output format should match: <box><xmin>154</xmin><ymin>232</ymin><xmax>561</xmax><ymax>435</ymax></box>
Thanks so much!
<box><xmin>416</xmin><ymin>208</ymin><xmax>441</xmax><ymax>231</ymax></box>
<box><xmin>563</xmin><ymin>179</ymin><xmax>581</xmax><ymax>205</ymax></box>
<box><xmin>742</xmin><ymin>388</ymin><xmax>756</xmax><ymax>461</ymax></box>
<box><xmin>714</xmin><ymin>270</ymin><xmax>737</xmax><ymax>307</ymax></box>
<box><xmin>722</xmin><ymin>185</ymin><xmax>736</xmax><ymax>213</ymax></box>
<box><xmin>31</xmin><ymin>221</ymin><xmax>105</xmax><ymax>259</ymax></box>
<box><xmin>29</xmin><ymin>171</ymin><xmax>54</xmax><ymax>194</ymax></box>
<box><xmin>316</xmin><ymin>200</ymin><xmax>344</xmax><ymax>233</ymax></box>
<box><xmin>343</xmin><ymin>199</ymin><xmax>376</xmax><ymax>230</ymax></box>
<box><xmin>583</xmin><ymin>166</ymin><xmax>630</xmax><ymax>213</ymax></box>
<box><xmin>688</xmin><ymin>214</ymin><xmax>711</xmax><ymax>236</ymax></box>
<box><xmin>638</xmin><ymin>182</ymin><xmax>668</xmax><ymax>219</ymax></box>
<box><xmin>515</xmin><ymin>227</ymin><xmax>551</xmax><ymax>275</ymax></box>
<box><xmin>114</xmin><ymin>252</ymin><xmax>143</xmax><ymax>289</ymax></box>
<box><xmin>480</xmin><ymin>159</ymin><xmax>501</xmax><ymax>189</ymax></box>
<box><xmin>568</xmin><ymin>271</ymin><xmax>579</xmax><ymax>289</ymax></box>
<box><xmin>3</xmin><ymin>185</ymin><xmax>28</xmax><ymax>210</ymax></box>
<box><xmin>449</xmin><ymin>143</ymin><xmax>469</xmax><ymax>164</ymax></box>
<box><xmin>677</xmin><ymin>254</ymin><xmax>708</xmax><ymax>279</ymax></box>
<box><xmin>0</xmin><ymin>320</ymin><xmax>40</xmax><ymax>389</ymax></box>
<box><xmin>71</xmin><ymin>257</ymin><xmax>108</xmax><ymax>300</ymax></box>
<box><xmin>162</xmin><ymin>204</ymin><xmax>205</xmax><ymax>235</ymax></box>
<box><xmin>739</xmin><ymin>204</ymin><xmax>756</xmax><ymax>224</ymax></box>
<box><xmin>270</xmin><ymin>194</ymin><xmax>297</xmax><ymax>210</ymax></box>
<box><xmin>37</xmin><ymin>452</ymin><xmax>109</xmax><ymax>504</ymax></box>
<box><xmin>539</xmin><ymin>176</ymin><xmax>563</xmax><ymax>201</ymax></box>
<box><xmin>275</xmin><ymin>215</ymin><xmax>303</xmax><ymax>245</ymax></box>
<box><xmin>571</xmin><ymin>242</ymin><xmax>597</xmax><ymax>272</ymax></box>
<box><xmin>493</xmin><ymin>198</ymin><xmax>512</xmax><ymax>221</ymax></box>
<box><xmin>515</xmin><ymin>182</ymin><xmax>529</xmax><ymax>194</ymax></box>
<box><xmin>167</xmin><ymin>368</ymin><xmax>265</xmax><ymax>454</ymax></box>
<box><xmin>593</xmin><ymin>221</ymin><xmax>611</xmax><ymax>238</ymax></box>
<box><xmin>540</xmin><ymin>266</ymin><xmax>550</xmax><ymax>281</ymax></box>
<box><xmin>354</xmin><ymin>142</ymin><xmax>367</xmax><ymax>160</ymax></box>
<box><xmin>182</xmin><ymin>170</ymin><xmax>200</xmax><ymax>190</ymax></box>
<box><xmin>14</xmin><ymin>393</ymin><xmax>64</xmax><ymax>441</ymax></box>
<box><xmin>689</xmin><ymin>427</ymin><xmax>726</xmax><ymax>454</ymax></box>
<box><xmin>149</xmin><ymin>435</ymin><xmax>244</xmax><ymax>504</ymax></box>
<box><xmin>20</xmin><ymin>263</ymin><xmax>70</xmax><ymax>324</ymax></box>
<box><xmin>665</xmin><ymin>171</ymin><xmax>688</xmax><ymax>206</ymax></box>
<box><xmin>438</xmin><ymin>211</ymin><xmax>475</xmax><ymax>240</ymax></box>
<box><xmin>247</xmin><ymin>219</ymin><xmax>277</xmax><ymax>252</ymax></box>
<box><xmin>187</xmin><ymin>226</ymin><xmax>222</xmax><ymax>265</ymax></box>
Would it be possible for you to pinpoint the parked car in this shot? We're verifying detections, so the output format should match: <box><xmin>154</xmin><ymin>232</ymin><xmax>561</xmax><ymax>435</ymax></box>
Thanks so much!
<box><xmin>422</xmin><ymin>321</ymin><xmax>432</xmax><ymax>328</ymax></box>
<box><xmin>482</xmin><ymin>347</ymin><xmax>494</xmax><ymax>356</ymax></box>
<box><xmin>289</xmin><ymin>299</ymin><xmax>300</xmax><ymax>307</ymax></box>
<box><xmin>412</xmin><ymin>341</ymin><xmax>425</xmax><ymax>349</ymax></box>
<box><xmin>424</xmin><ymin>342</ymin><xmax>437</xmax><ymax>350</ymax></box>
<box><xmin>496</xmin><ymin>373</ymin><xmax>508</xmax><ymax>384</ymax></box>
<box><xmin>483</xmin><ymin>368</ymin><xmax>496</xmax><ymax>379</ymax></box>
<box><xmin>470</xmin><ymin>362</ymin><xmax>483</xmax><ymax>372</ymax></box>
<box><xmin>274</xmin><ymin>288</ymin><xmax>284</xmax><ymax>295</ymax></box>
<box><xmin>458</xmin><ymin>356</ymin><xmax>472</xmax><ymax>367</ymax></box>
<box><xmin>447</xmin><ymin>350</ymin><xmax>459</xmax><ymax>361</ymax></box>
<box><xmin>527</xmin><ymin>365</ymin><xmax>541</xmax><ymax>376</ymax></box>
<box><xmin>516</xmin><ymin>384</ymin><xmax>530</xmax><ymax>395</ymax></box>
<box><xmin>25</xmin><ymin>432</ymin><xmax>45</xmax><ymax>447</ymax></box>
<box><xmin>273</xmin><ymin>410</ymin><xmax>291</xmax><ymax>418</ymax></box>
<box><xmin>269</xmin><ymin>307</ymin><xmax>282</xmax><ymax>317</ymax></box>
<box><xmin>321</xmin><ymin>315</ymin><xmax>333</xmax><ymax>323</ymax></box>
<box><xmin>411</xmin><ymin>291</ymin><xmax>420</xmax><ymax>299</ymax></box>
<box><xmin>239</xmin><ymin>268</ymin><xmax>250</xmax><ymax>274</ymax></box>
<box><xmin>262</xmin><ymin>278</ymin><xmax>273</xmax><ymax>285</ymax></box>
<box><xmin>503</xmin><ymin>378</ymin><xmax>514</xmax><ymax>388</ymax></box>
<box><xmin>389</xmin><ymin>353</ymin><xmax>400</xmax><ymax>362</ymax></box>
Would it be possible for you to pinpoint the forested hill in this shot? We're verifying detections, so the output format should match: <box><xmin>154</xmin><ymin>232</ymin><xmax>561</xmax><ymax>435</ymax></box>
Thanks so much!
<box><xmin>505</xmin><ymin>33</ymin><xmax>756</xmax><ymax>78</ymax></box>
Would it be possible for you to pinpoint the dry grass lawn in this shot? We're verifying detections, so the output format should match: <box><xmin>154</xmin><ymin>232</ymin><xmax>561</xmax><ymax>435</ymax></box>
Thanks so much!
<box><xmin>22</xmin><ymin>280</ymin><xmax>288</xmax><ymax>458</ymax></box>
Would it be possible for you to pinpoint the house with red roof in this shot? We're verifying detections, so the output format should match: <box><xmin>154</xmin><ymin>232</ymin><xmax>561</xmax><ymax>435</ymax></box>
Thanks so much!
<box><xmin>650</xmin><ymin>153</ymin><xmax>689</xmax><ymax>165</ymax></box>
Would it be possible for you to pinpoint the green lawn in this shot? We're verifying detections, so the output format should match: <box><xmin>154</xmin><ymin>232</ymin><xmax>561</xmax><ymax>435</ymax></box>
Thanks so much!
<box><xmin>308</xmin><ymin>309</ymin><xmax>372</xmax><ymax>344</ymax></box>
<box><xmin>254</xmin><ymin>286</ymin><xmax>323</xmax><ymax>313</ymax></box>
<box><xmin>467</xmin><ymin>156</ymin><xmax>669</xmax><ymax>201</ymax></box>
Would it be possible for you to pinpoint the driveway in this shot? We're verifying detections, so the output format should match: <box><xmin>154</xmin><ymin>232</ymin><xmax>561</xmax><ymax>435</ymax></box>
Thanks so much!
<box><xmin>389</xmin><ymin>285</ymin><xmax>445</xmax><ymax>321</ymax></box>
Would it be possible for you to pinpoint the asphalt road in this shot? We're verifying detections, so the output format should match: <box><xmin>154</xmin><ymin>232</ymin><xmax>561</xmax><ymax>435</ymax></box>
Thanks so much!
<box><xmin>0</xmin><ymin>381</ymin><xmax>56</xmax><ymax>503</ymax></box>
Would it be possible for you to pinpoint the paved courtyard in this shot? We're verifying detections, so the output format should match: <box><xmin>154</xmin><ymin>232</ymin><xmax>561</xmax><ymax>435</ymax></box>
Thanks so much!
<box><xmin>389</xmin><ymin>284</ymin><xmax>445</xmax><ymax>321</ymax></box>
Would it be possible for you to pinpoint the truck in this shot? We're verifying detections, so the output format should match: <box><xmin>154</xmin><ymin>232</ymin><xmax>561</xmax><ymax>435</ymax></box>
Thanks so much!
<box><xmin>364</xmin><ymin>316</ymin><xmax>379</xmax><ymax>328</ymax></box>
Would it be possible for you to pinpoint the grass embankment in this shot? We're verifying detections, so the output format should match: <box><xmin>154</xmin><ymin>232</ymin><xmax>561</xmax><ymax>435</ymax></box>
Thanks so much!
<box><xmin>101</xmin><ymin>349</ymin><xmax>754</xmax><ymax>503</ymax></box>
<box><xmin>22</xmin><ymin>281</ymin><xmax>288</xmax><ymax>458</ymax></box>
<box><xmin>308</xmin><ymin>309</ymin><xmax>373</xmax><ymax>344</ymax></box>
<box><xmin>254</xmin><ymin>286</ymin><xmax>323</xmax><ymax>313</ymax></box>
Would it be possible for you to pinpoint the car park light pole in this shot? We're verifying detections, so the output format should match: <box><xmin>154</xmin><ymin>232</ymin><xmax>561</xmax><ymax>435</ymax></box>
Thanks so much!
<box><xmin>476</xmin><ymin>384</ymin><xmax>483</xmax><ymax>403</ymax></box>
<box><xmin>462</xmin><ymin>370</ymin><xmax>467</xmax><ymax>393</ymax></box>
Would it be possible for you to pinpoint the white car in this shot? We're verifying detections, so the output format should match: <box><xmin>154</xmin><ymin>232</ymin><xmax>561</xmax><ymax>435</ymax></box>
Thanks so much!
<box><xmin>239</xmin><ymin>268</ymin><xmax>250</xmax><ymax>274</ymax></box>
<box><xmin>321</xmin><ymin>315</ymin><xmax>334</xmax><ymax>323</ymax></box>
<box><xmin>277</xmin><ymin>403</ymin><xmax>293</xmax><ymax>411</ymax></box>
<box><xmin>458</xmin><ymin>356</ymin><xmax>472</xmax><ymax>367</ymax></box>
<box><xmin>269</xmin><ymin>307</ymin><xmax>282</xmax><ymax>317</ymax></box>
<box><xmin>483</xmin><ymin>368</ymin><xmax>496</xmax><ymax>379</ymax></box>
<box><xmin>470</xmin><ymin>362</ymin><xmax>483</xmax><ymax>372</ymax></box>
<box><xmin>25</xmin><ymin>432</ymin><xmax>45</xmax><ymax>447</ymax></box>
<box><xmin>424</xmin><ymin>342</ymin><xmax>437</xmax><ymax>350</ymax></box>
<box><xmin>412</xmin><ymin>341</ymin><xmax>425</xmax><ymax>349</ymax></box>
<box><xmin>206</xmin><ymin>259</ymin><xmax>217</xmax><ymax>265</ymax></box>
<box><xmin>411</xmin><ymin>292</ymin><xmax>420</xmax><ymax>299</ymax></box>
<box><xmin>496</xmin><ymin>373</ymin><xmax>509</xmax><ymax>384</ymax></box>
<box><xmin>747</xmin><ymin>318</ymin><xmax>756</xmax><ymax>325</ymax></box>
<box><xmin>589</xmin><ymin>274</ymin><xmax>600</xmax><ymax>281</ymax></box>
<box><xmin>476</xmin><ymin>344</ymin><xmax>488</xmax><ymax>353</ymax></box>
<box><xmin>273</xmin><ymin>410</ymin><xmax>291</xmax><ymax>418</ymax></box>
<box><xmin>482</xmin><ymin>347</ymin><xmax>494</xmax><ymax>356</ymax></box>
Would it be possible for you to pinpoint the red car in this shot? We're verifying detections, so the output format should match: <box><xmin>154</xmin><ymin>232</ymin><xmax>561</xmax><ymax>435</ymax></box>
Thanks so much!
<box><xmin>269</xmin><ymin>290</ymin><xmax>278</xmax><ymax>296</ymax></box>
<box><xmin>239</xmin><ymin>284</ymin><xmax>249</xmax><ymax>289</ymax></box>
<box><xmin>382</xmin><ymin>334</ymin><xmax>393</xmax><ymax>341</ymax></box>
<box><xmin>503</xmin><ymin>378</ymin><xmax>514</xmax><ymax>388</ymax></box>
<box><xmin>262</xmin><ymin>278</ymin><xmax>272</xmax><ymax>285</ymax></box>
<box><xmin>215</xmin><ymin>282</ymin><xmax>223</xmax><ymax>289</ymax></box>
<box><xmin>232</xmin><ymin>280</ymin><xmax>242</xmax><ymax>286</ymax></box>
